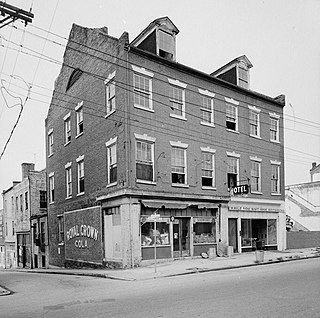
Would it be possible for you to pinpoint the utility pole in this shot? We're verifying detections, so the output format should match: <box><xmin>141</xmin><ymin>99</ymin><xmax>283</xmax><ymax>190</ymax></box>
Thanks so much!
<box><xmin>0</xmin><ymin>1</ymin><xmax>34</xmax><ymax>29</ymax></box>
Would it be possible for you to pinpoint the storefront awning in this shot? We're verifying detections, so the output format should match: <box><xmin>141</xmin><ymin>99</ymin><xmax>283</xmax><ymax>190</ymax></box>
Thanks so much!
<box><xmin>141</xmin><ymin>200</ymin><xmax>190</xmax><ymax>210</ymax></box>
<box><xmin>197</xmin><ymin>203</ymin><xmax>219</xmax><ymax>209</ymax></box>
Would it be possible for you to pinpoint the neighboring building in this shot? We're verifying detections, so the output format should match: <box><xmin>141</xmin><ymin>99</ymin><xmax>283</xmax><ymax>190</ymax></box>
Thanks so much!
<box><xmin>46</xmin><ymin>17</ymin><xmax>286</xmax><ymax>269</ymax></box>
<box><xmin>286</xmin><ymin>162</ymin><xmax>320</xmax><ymax>231</ymax></box>
<box><xmin>310</xmin><ymin>162</ymin><xmax>320</xmax><ymax>182</ymax></box>
<box><xmin>1</xmin><ymin>163</ymin><xmax>48</xmax><ymax>269</ymax></box>
<box><xmin>0</xmin><ymin>208</ymin><xmax>5</xmax><ymax>268</ymax></box>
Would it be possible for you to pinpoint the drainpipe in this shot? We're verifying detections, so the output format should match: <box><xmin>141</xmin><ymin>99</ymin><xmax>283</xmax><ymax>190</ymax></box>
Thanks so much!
<box><xmin>28</xmin><ymin>176</ymin><xmax>33</xmax><ymax>269</ymax></box>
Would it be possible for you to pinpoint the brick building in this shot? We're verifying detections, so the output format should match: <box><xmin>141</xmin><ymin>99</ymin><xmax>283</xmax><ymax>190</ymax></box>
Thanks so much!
<box><xmin>46</xmin><ymin>17</ymin><xmax>286</xmax><ymax>269</ymax></box>
<box><xmin>1</xmin><ymin>163</ymin><xmax>48</xmax><ymax>268</ymax></box>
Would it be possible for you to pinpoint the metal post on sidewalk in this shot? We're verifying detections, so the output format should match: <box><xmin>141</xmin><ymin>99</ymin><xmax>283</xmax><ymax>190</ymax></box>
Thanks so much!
<box><xmin>154</xmin><ymin>218</ymin><xmax>157</xmax><ymax>273</ymax></box>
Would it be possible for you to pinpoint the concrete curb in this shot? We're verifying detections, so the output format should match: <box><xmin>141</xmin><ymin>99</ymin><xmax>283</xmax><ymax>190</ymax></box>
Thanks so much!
<box><xmin>0</xmin><ymin>285</ymin><xmax>11</xmax><ymax>296</ymax></box>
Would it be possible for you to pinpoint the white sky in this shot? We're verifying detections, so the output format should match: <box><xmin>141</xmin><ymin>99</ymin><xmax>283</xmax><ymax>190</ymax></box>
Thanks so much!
<box><xmin>0</xmin><ymin>0</ymin><xmax>320</xmax><ymax>208</ymax></box>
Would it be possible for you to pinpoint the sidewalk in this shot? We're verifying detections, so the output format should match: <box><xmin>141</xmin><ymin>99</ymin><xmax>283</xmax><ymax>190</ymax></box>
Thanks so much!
<box><xmin>4</xmin><ymin>247</ymin><xmax>319</xmax><ymax>284</ymax></box>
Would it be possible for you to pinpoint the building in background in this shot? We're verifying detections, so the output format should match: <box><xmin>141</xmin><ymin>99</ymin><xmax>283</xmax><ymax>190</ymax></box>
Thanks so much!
<box><xmin>1</xmin><ymin>163</ymin><xmax>48</xmax><ymax>269</ymax></box>
<box><xmin>0</xmin><ymin>208</ymin><xmax>4</xmax><ymax>268</ymax></box>
<box><xmin>45</xmin><ymin>17</ymin><xmax>286</xmax><ymax>269</ymax></box>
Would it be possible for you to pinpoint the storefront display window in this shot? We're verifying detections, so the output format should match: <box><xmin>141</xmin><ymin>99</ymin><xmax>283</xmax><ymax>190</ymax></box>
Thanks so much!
<box><xmin>141</xmin><ymin>221</ymin><xmax>170</xmax><ymax>246</ymax></box>
<box><xmin>193</xmin><ymin>219</ymin><xmax>216</xmax><ymax>244</ymax></box>
<box><xmin>267</xmin><ymin>219</ymin><xmax>277</xmax><ymax>245</ymax></box>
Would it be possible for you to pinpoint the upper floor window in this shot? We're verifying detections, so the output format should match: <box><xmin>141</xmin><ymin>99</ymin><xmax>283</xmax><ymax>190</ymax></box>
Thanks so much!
<box><xmin>49</xmin><ymin>173</ymin><xmax>55</xmax><ymax>203</ymax></box>
<box><xmin>170</xmin><ymin>141</ymin><xmax>188</xmax><ymax>185</ymax></box>
<box><xmin>199</xmin><ymin>89</ymin><xmax>215</xmax><ymax>126</ymax></box>
<box><xmin>64</xmin><ymin>113</ymin><xmax>71</xmax><ymax>144</ymax></box>
<box><xmin>40</xmin><ymin>190</ymin><xmax>47</xmax><ymax>209</ymax></box>
<box><xmin>48</xmin><ymin>129</ymin><xmax>53</xmax><ymax>156</ymax></box>
<box><xmin>135</xmin><ymin>133</ymin><xmax>156</xmax><ymax>183</ymax></box>
<box><xmin>76</xmin><ymin>156</ymin><xmax>85</xmax><ymax>195</ymax></box>
<box><xmin>20</xmin><ymin>194</ymin><xmax>23</xmax><ymax>212</ymax></box>
<box><xmin>250</xmin><ymin>157</ymin><xmax>262</xmax><ymax>193</ymax></box>
<box><xmin>75</xmin><ymin>102</ymin><xmax>83</xmax><ymax>136</ymax></box>
<box><xmin>249</xmin><ymin>106</ymin><xmax>261</xmax><ymax>138</ymax></box>
<box><xmin>169</xmin><ymin>78</ymin><xmax>187</xmax><ymax>120</ymax></box>
<box><xmin>65</xmin><ymin>162</ymin><xmax>72</xmax><ymax>198</ymax></box>
<box><xmin>57</xmin><ymin>215</ymin><xmax>64</xmax><ymax>243</ymax></box>
<box><xmin>269</xmin><ymin>113</ymin><xmax>280</xmax><ymax>142</ymax></box>
<box><xmin>227</xmin><ymin>152</ymin><xmax>240</xmax><ymax>189</ymax></box>
<box><xmin>105</xmin><ymin>71</ymin><xmax>116</xmax><ymax>117</ymax></box>
<box><xmin>225</xmin><ymin>98</ymin><xmax>239</xmax><ymax>131</ymax></box>
<box><xmin>132</xmin><ymin>65</ymin><xmax>154</xmax><ymax>111</ymax></box>
<box><xmin>158</xmin><ymin>29</ymin><xmax>174</xmax><ymax>59</ymax></box>
<box><xmin>201</xmin><ymin>147</ymin><xmax>216</xmax><ymax>188</ymax></box>
<box><xmin>238</xmin><ymin>62</ymin><xmax>249</xmax><ymax>89</ymax></box>
<box><xmin>25</xmin><ymin>191</ymin><xmax>28</xmax><ymax>210</ymax></box>
<box><xmin>106</xmin><ymin>137</ymin><xmax>117</xmax><ymax>186</ymax></box>
<box><xmin>271</xmin><ymin>161</ymin><xmax>281</xmax><ymax>194</ymax></box>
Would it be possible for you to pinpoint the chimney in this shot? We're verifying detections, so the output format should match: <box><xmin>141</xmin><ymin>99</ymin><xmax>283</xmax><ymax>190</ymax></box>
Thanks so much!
<box><xmin>311</xmin><ymin>162</ymin><xmax>317</xmax><ymax>170</ymax></box>
<box><xmin>22</xmin><ymin>163</ymin><xmax>35</xmax><ymax>179</ymax></box>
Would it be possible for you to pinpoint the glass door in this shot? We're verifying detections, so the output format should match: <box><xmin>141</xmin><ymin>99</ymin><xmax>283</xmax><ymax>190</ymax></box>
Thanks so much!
<box><xmin>173</xmin><ymin>218</ymin><xmax>190</xmax><ymax>257</ymax></box>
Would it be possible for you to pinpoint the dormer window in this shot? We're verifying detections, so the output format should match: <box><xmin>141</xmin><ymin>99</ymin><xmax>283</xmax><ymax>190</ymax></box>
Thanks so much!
<box><xmin>158</xmin><ymin>30</ymin><xmax>174</xmax><ymax>60</ymax></box>
<box><xmin>238</xmin><ymin>61</ymin><xmax>249</xmax><ymax>89</ymax></box>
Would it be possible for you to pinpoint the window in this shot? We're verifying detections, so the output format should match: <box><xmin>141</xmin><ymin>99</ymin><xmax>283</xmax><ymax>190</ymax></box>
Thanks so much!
<box><xmin>20</xmin><ymin>194</ymin><xmax>23</xmax><ymax>212</ymax></box>
<box><xmin>158</xmin><ymin>29</ymin><xmax>174</xmax><ymax>59</ymax></box>
<box><xmin>193</xmin><ymin>219</ymin><xmax>216</xmax><ymax>244</ymax></box>
<box><xmin>169</xmin><ymin>79</ymin><xmax>187</xmax><ymax>119</ymax></box>
<box><xmin>135</xmin><ymin>133</ymin><xmax>156</xmax><ymax>183</ymax></box>
<box><xmin>66</xmin><ymin>68</ymin><xmax>83</xmax><ymax>91</ymax></box>
<box><xmin>171</xmin><ymin>141</ymin><xmax>188</xmax><ymax>185</ymax></box>
<box><xmin>238</xmin><ymin>63</ymin><xmax>249</xmax><ymax>89</ymax></box>
<box><xmin>15</xmin><ymin>196</ymin><xmax>18</xmax><ymax>213</ymax></box>
<box><xmin>199</xmin><ymin>89</ymin><xmax>215</xmax><ymax>126</ymax></box>
<box><xmin>49</xmin><ymin>173</ymin><xmax>55</xmax><ymax>203</ymax></box>
<box><xmin>251</xmin><ymin>158</ymin><xmax>262</xmax><ymax>193</ymax></box>
<box><xmin>105</xmin><ymin>72</ymin><xmax>116</xmax><ymax>116</ymax></box>
<box><xmin>75</xmin><ymin>102</ymin><xmax>83</xmax><ymax>136</ymax></box>
<box><xmin>201</xmin><ymin>150</ymin><xmax>215</xmax><ymax>188</ymax></box>
<box><xmin>48</xmin><ymin>129</ymin><xmax>53</xmax><ymax>156</ymax></box>
<box><xmin>141</xmin><ymin>220</ymin><xmax>170</xmax><ymax>246</ymax></box>
<box><xmin>25</xmin><ymin>191</ymin><xmax>28</xmax><ymax>210</ymax></box>
<box><xmin>77</xmin><ymin>156</ymin><xmax>84</xmax><ymax>194</ymax></box>
<box><xmin>132</xmin><ymin>66</ymin><xmax>153</xmax><ymax>111</ymax></box>
<box><xmin>106</xmin><ymin>138</ymin><xmax>117</xmax><ymax>185</ymax></box>
<box><xmin>227</xmin><ymin>153</ymin><xmax>239</xmax><ymax>189</ymax></box>
<box><xmin>270</xmin><ymin>113</ymin><xmax>280</xmax><ymax>142</ymax></box>
<box><xmin>57</xmin><ymin>216</ymin><xmax>64</xmax><ymax>243</ymax></box>
<box><xmin>249</xmin><ymin>106</ymin><xmax>260</xmax><ymax>138</ymax></box>
<box><xmin>271</xmin><ymin>162</ymin><xmax>281</xmax><ymax>194</ymax></box>
<box><xmin>65</xmin><ymin>164</ymin><xmax>72</xmax><ymax>198</ymax></box>
<box><xmin>12</xmin><ymin>221</ymin><xmax>15</xmax><ymax>236</ymax></box>
<box><xmin>226</xmin><ymin>103</ymin><xmax>238</xmax><ymax>131</ymax></box>
<box><xmin>64</xmin><ymin>114</ymin><xmax>71</xmax><ymax>144</ymax></box>
<box><xmin>40</xmin><ymin>191</ymin><xmax>47</xmax><ymax>209</ymax></box>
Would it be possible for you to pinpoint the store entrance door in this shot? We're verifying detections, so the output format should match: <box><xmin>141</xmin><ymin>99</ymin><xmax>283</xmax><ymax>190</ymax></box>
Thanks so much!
<box><xmin>228</xmin><ymin>218</ymin><xmax>238</xmax><ymax>253</ymax></box>
<box><xmin>173</xmin><ymin>218</ymin><xmax>190</xmax><ymax>258</ymax></box>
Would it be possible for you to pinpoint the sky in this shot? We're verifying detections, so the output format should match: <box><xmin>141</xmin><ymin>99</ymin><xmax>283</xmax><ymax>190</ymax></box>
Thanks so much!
<box><xmin>0</xmin><ymin>0</ymin><xmax>319</xmax><ymax>208</ymax></box>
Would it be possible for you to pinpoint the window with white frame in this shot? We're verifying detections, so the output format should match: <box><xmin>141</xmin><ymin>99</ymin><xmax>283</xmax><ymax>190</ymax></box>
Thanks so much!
<box><xmin>105</xmin><ymin>72</ymin><xmax>116</xmax><ymax>116</ymax></box>
<box><xmin>106</xmin><ymin>137</ymin><xmax>117</xmax><ymax>185</ymax></box>
<box><xmin>48</xmin><ymin>129</ymin><xmax>53</xmax><ymax>156</ymax></box>
<box><xmin>225</xmin><ymin>98</ymin><xmax>239</xmax><ymax>131</ymax></box>
<box><xmin>75</xmin><ymin>102</ymin><xmax>83</xmax><ymax>136</ymax></box>
<box><xmin>135</xmin><ymin>134</ymin><xmax>155</xmax><ymax>182</ymax></box>
<box><xmin>171</xmin><ymin>141</ymin><xmax>188</xmax><ymax>185</ymax></box>
<box><xmin>169</xmin><ymin>79</ymin><xmax>187</xmax><ymax>119</ymax></box>
<box><xmin>132</xmin><ymin>66</ymin><xmax>153</xmax><ymax>111</ymax></box>
<box><xmin>270</xmin><ymin>113</ymin><xmax>280</xmax><ymax>142</ymax></box>
<box><xmin>271</xmin><ymin>162</ymin><xmax>281</xmax><ymax>194</ymax></box>
<box><xmin>49</xmin><ymin>173</ymin><xmax>55</xmax><ymax>203</ymax></box>
<box><xmin>250</xmin><ymin>157</ymin><xmax>262</xmax><ymax>193</ymax></box>
<box><xmin>64</xmin><ymin>113</ymin><xmax>71</xmax><ymax>144</ymax></box>
<box><xmin>249</xmin><ymin>106</ymin><xmax>260</xmax><ymax>137</ymax></box>
<box><xmin>65</xmin><ymin>163</ymin><xmax>72</xmax><ymax>198</ymax></box>
<box><xmin>227</xmin><ymin>153</ymin><xmax>239</xmax><ymax>189</ymax></box>
<box><xmin>199</xmin><ymin>89</ymin><xmax>215</xmax><ymax>126</ymax></box>
<box><xmin>77</xmin><ymin>156</ymin><xmax>84</xmax><ymax>194</ymax></box>
<box><xmin>201</xmin><ymin>149</ymin><xmax>215</xmax><ymax>188</ymax></box>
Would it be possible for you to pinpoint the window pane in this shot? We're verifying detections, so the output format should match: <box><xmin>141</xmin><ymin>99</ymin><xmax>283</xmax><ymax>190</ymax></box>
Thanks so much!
<box><xmin>141</xmin><ymin>221</ymin><xmax>170</xmax><ymax>246</ymax></box>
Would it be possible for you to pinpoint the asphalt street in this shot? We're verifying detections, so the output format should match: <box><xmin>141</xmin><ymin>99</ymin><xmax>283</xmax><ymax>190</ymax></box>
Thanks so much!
<box><xmin>0</xmin><ymin>258</ymin><xmax>319</xmax><ymax>318</ymax></box>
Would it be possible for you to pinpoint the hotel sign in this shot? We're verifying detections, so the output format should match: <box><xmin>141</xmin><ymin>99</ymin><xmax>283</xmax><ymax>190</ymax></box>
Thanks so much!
<box><xmin>232</xmin><ymin>184</ymin><xmax>249</xmax><ymax>195</ymax></box>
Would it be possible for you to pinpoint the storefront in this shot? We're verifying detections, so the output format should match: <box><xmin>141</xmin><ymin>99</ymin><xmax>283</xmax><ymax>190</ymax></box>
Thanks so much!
<box><xmin>228</xmin><ymin>198</ymin><xmax>286</xmax><ymax>253</ymax></box>
<box><xmin>140</xmin><ymin>201</ymin><xmax>221</xmax><ymax>260</ymax></box>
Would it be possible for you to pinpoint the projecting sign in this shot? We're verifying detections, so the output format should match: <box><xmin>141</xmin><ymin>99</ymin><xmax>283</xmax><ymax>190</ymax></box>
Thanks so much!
<box><xmin>232</xmin><ymin>184</ymin><xmax>249</xmax><ymax>195</ymax></box>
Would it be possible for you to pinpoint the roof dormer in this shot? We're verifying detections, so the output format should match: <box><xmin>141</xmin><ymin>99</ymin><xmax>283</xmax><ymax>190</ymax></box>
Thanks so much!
<box><xmin>131</xmin><ymin>17</ymin><xmax>179</xmax><ymax>61</ymax></box>
<box><xmin>211</xmin><ymin>55</ymin><xmax>253</xmax><ymax>89</ymax></box>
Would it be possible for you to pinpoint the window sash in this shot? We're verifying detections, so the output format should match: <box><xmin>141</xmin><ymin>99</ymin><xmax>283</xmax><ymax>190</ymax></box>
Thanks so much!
<box><xmin>48</xmin><ymin>133</ymin><xmax>53</xmax><ymax>155</ymax></box>
<box><xmin>170</xmin><ymin>85</ymin><xmax>184</xmax><ymax>117</ymax></box>
<box><xmin>65</xmin><ymin>118</ymin><xmax>71</xmax><ymax>143</ymax></box>
<box><xmin>251</xmin><ymin>162</ymin><xmax>261</xmax><ymax>192</ymax></box>
<box><xmin>76</xmin><ymin>108</ymin><xmax>83</xmax><ymax>135</ymax></box>
<box><xmin>270</xmin><ymin>118</ymin><xmax>279</xmax><ymax>141</ymax></box>
<box><xmin>134</xmin><ymin>74</ymin><xmax>151</xmax><ymax>109</ymax></box>
<box><xmin>226</xmin><ymin>104</ymin><xmax>237</xmax><ymax>121</ymax></box>
<box><xmin>159</xmin><ymin>30</ymin><xmax>174</xmax><ymax>54</ymax></box>
<box><xmin>271</xmin><ymin>165</ymin><xmax>280</xmax><ymax>193</ymax></box>
<box><xmin>202</xmin><ymin>152</ymin><xmax>214</xmax><ymax>187</ymax></box>
<box><xmin>66</xmin><ymin>167</ymin><xmax>72</xmax><ymax>197</ymax></box>
<box><xmin>49</xmin><ymin>176</ymin><xmax>55</xmax><ymax>203</ymax></box>
<box><xmin>227</xmin><ymin>157</ymin><xmax>238</xmax><ymax>174</ymax></box>
<box><xmin>171</xmin><ymin>147</ymin><xmax>186</xmax><ymax>184</ymax></box>
<box><xmin>107</xmin><ymin>144</ymin><xmax>117</xmax><ymax>184</ymax></box>
<box><xmin>201</xmin><ymin>96</ymin><xmax>213</xmax><ymax>123</ymax></box>
<box><xmin>249</xmin><ymin>111</ymin><xmax>259</xmax><ymax>136</ymax></box>
<box><xmin>77</xmin><ymin>161</ymin><xmax>84</xmax><ymax>193</ymax></box>
<box><xmin>106</xmin><ymin>80</ymin><xmax>116</xmax><ymax>114</ymax></box>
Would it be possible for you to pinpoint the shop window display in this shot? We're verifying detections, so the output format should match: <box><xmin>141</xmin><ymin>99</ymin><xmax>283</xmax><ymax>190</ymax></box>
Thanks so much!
<box><xmin>193</xmin><ymin>219</ymin><xmax>216</xmax><ymax>244</ymax></box>
<box><xmin>141</xmin><ymin>221</ymin><xmax>170</xmax><ymax>246</ymax></box>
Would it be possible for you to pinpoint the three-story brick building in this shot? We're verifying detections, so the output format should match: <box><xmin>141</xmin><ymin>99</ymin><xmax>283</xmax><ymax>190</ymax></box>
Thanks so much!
<box><xmin>46</xmin><ymin>17</ymin><xmax>286</xmax><ymax>268</ymax></box>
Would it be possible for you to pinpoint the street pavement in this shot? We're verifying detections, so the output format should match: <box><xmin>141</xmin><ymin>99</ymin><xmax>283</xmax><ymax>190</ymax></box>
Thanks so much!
<box><xmin>0</xmin><ymin>247</ymin><xmax>319</xmax><ymax>295</ymax></box>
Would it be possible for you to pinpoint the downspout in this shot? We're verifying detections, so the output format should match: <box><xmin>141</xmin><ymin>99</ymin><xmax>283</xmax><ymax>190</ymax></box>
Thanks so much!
<box><xmin>28</xmin><ymin>175</ymin><xmax>33</xmax><ymax>269</ymax></box>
